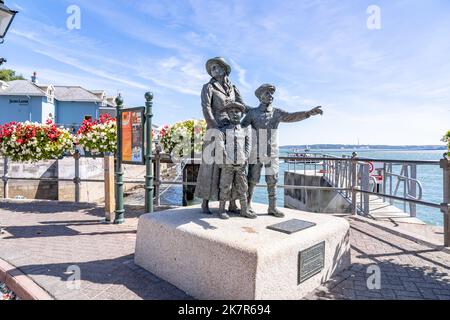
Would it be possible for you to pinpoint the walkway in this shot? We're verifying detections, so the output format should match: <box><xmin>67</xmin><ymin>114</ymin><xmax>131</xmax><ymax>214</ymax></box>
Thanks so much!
<box><xmin>1</xmin><ymin>200</ymin><xmax>449</xmax><ymax>300</ymax></box>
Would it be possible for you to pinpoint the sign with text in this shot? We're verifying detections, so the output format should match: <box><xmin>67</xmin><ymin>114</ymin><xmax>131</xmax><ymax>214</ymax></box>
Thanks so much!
<box><xmin>121</xmin><ymin>107</ymin><xmax>145</xmax><ymax>165</ymax></box>
<box><xmin>9</xmin><ymin>99</ymin><xmax>29</xmax><ymax>105</ymax></box>
<box><xmin>298</xmin><ymin>241</ymin><xmax>325</xmax><ymax>284</ymax></box>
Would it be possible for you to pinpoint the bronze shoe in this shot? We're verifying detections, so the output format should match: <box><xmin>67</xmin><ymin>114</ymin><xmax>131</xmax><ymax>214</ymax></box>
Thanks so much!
<box><xmin>241</xmin><ymin>211</ymin><xmax>257</xmax><ymax>219</ymax></box>
<box><xmin>219</xmin><ymin>212</ymin><xmax>230</xmax><ymax>220</ymax></box>
<box><xmin>268</xmin><ymin>207</ymin><xmax>285</xmax><ymax>218</ymax></box>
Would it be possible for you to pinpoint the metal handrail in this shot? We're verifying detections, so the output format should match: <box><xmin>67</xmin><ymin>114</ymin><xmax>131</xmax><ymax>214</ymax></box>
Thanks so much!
<box><xmin>280</xmin><ymin>155</ymin><xmax>440</xmax><ymax>165</ymax></box>
<box><xmin>386</xmin><ymin>171</ymin><xmax>423</xmax><ymax>201</ymax></box>
<box><xmin>355</xmin><ymin>188</ymin><xmax>441</xmax><ymax>210</ymax></box>
<box><xmin>369</xmin><ymin>176</ymin><xmax>378</xmax><ymax>193</ymax></box>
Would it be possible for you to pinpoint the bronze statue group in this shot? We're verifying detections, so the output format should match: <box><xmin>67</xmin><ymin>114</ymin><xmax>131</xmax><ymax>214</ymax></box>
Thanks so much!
<box><xmin>194</xmin><ymin>57</ymin><xmax>323</xmax><ymax>220</ymax></box>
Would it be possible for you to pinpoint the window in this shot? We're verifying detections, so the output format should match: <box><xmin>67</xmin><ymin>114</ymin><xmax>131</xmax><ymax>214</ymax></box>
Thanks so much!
<box><xmin>47</xmin><ymin>87</ymin><xmax>55</xmax><ymax>104</ymax></box>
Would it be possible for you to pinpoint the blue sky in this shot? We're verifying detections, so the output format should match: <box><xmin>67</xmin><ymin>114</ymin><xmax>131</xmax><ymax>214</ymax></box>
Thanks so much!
<box><xmin>2</xmin><ymin>0</ymin><xmax>449</xmax><ymax>145</ymax></box>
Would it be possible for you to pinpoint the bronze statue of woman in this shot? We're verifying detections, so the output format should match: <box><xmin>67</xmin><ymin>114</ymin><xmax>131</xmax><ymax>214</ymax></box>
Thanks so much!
<box><xmin>195</xmin><ymin>57</ymin><xmax>247</xmax><ymax>214</ymax></box>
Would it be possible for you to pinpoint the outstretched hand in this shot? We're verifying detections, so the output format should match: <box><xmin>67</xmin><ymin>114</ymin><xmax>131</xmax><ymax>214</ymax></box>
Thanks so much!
<box><xmin>309</xmin><ymin>106</ymin><xmax>323</xmax><ymax>116</ymax></box>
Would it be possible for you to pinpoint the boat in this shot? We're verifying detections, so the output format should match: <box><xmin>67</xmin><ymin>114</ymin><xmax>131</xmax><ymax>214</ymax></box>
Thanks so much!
<box><xmin>285</xmin><ymin>148</ymin><xmax>322</xmax><ymax>164</ymax></box>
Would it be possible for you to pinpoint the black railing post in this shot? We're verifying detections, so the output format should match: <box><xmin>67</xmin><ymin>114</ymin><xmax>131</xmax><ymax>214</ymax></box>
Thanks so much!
<box><xmin>440</xmin><ymin>154</ymin><xmax>450</xmax><ymax>247</ymax></box>
<box><xmin>351</xmin><ymin>152</ymin><xmax>358</xmax><ymax>215</ymax></box>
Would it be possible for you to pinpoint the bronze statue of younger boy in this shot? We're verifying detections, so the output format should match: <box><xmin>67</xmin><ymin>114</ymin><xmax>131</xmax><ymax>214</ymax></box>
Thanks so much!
<box><xmin>217</xmin><ymin>102</ymin><xmax>257</xmax><ymax>220</ymax></box>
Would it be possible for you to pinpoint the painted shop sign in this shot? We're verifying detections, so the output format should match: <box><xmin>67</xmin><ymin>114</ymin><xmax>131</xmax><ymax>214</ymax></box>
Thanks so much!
<box><xmin>121</xmin><ymin>107</ymin><xmax>145</xmax><ymax>165</ymax></box>
<box><xmin>9</xmin><ymin>99</ymin><xmax>29</xmax><ymax>105</ymax></box>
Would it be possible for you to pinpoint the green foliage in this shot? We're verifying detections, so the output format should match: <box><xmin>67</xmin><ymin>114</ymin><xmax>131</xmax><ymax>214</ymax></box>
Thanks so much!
<box><xmin>442</xmin><ymin>130</ymin><xmax>450</xmax><ymax>156</ymax></box>
<box><xmin>0</xmin><ymin>69</ymin><xmax>25</xmax><ymax>81</ymax></box>
<box><xmin>159</xmin><ymin>120</ymin><xmax>206</xmax><ymax>156</ymax></box>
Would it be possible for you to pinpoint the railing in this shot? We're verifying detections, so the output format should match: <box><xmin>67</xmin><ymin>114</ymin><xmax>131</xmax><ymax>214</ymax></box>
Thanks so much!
<box><xmin>283</xmin><ymin>153</ymin><xmax>440</xmax><ymax>217</ymax></box>
<box><xmin>282</xmin><ymin>152</ymin><xmax>449</xmax><ymax>247</ymax></box>
<box><xmin>1</xmin><ymin>151</ymin><xmax>449</xmax><ymax>246</ymax></box>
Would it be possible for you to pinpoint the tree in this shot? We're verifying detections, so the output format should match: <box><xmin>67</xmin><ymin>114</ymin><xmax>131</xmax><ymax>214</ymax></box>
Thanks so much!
<box><xmin>0</xmin><ymin>69</ymin><xmax>25</xmax><ymax>81</ymax></box>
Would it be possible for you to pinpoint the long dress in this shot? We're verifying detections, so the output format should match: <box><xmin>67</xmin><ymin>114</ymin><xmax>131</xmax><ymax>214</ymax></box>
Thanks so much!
<box><xmin>194</xmin><ymin>78</ymin><xmax>245</xmax><ymax>201</ymax></box>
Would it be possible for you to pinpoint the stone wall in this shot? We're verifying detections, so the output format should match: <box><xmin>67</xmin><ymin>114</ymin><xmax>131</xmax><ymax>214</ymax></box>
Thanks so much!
<box><xmin>0</xmin><ymin>156</ymin><xmax>175</xmax><ymax>203</ymax></box>
<box><xmin>57</xmin><ymin>160</ymin><xmax>150</xmax><ymax>203</ymax></box>
<box><xmin>284</xmin><ymin>170</ymin><xmax>352</xmax><ymax>213</ymax></box>
<box><xmin>0</xmin><ymin>157</ymin><xmax>176</xmax><ymax>202</ymax></box>
<box><xmin>57</xmin><ymin>156</ymin><xmax>106</xmax><ymax>202</ymax></box>
<box><xmin>0</xmin><ymin>158</ymin><xmax>59</xmax><ymax>200</ymax></box>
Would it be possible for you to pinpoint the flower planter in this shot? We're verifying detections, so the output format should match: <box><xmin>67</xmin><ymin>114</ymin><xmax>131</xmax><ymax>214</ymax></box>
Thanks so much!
<box><xmin>0</xmin><ymin>120</ymin><xmax>73</xmax><ymax>162</ymax></box>
<box><xmin>75</xmin><ymin>114</ymin><xmax>117</xmax><ymax>156</ymax></box>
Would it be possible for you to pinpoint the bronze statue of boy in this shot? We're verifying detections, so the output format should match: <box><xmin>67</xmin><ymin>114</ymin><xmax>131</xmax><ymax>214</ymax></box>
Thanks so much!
<box><xmin>242</xmin><ymin>84</ymin><xmax>323</xmax><ymax>218</ymax></box>
<box><xmin>217</xmin><ymin>102</ymin><xmax>256</xmax><ymax>220</ymax></box>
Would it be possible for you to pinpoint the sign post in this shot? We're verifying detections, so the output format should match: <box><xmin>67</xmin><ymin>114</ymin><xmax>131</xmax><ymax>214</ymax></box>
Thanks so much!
<box><xmin>114</xmin><ymin>94</ymin><xmax>125</xmax><ymax>224</ymax></box>
<box><xmin>144</xmin><ymin>92</ymin><xmax>154</xmax><ymax>213</ymax></box>
<box><xmin>114</xmin><ymin>92</ymin><xmax>154</xmax><ymax>221</ymax></box>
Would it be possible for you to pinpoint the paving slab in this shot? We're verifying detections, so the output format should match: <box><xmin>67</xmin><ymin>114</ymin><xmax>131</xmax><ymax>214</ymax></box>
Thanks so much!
<box><xmin>1</xmin><ymin>199</ymin><xmax>450</xmax><ymax>300</ymax></box>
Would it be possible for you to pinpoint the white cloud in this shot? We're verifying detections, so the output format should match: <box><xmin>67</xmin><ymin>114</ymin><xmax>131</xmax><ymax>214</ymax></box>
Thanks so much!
<box><xmin>229</xmin><ymin>58</ymin><xmax>252</xmax><ymax>91</ymax></box>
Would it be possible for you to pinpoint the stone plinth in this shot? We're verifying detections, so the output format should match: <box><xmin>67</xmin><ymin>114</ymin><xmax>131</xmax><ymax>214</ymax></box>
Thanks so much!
<box><xmin>134</xmin><ymin>203</ymin><xmax>350</xmax><ymax>300</ymax></box>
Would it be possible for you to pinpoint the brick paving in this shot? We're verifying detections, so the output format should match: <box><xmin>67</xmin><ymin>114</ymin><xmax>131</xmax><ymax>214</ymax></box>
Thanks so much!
<box><xmin>1</xmin><ymin>200</ymin><xmax>450</xmax><ymax>300</ymax></box>
<box><xmin>306</xmin><ymin>216</ymin><xmax>450</xmax><ymax>300</ymax></box>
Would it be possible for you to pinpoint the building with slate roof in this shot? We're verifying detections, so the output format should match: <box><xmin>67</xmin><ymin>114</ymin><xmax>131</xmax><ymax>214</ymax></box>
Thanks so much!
<box><xmin>0</xmin><ymin>72</ymin><xmax>116</xmax><ymax>132</ymax></box>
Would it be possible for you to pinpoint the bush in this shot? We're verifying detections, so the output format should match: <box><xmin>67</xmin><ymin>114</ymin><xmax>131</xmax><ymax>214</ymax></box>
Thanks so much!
<box><xmin>0</xmin><ymin>120</ymin><xmax>73</xmax><ymax>162</ymax></box>
<box><xmin>159</xmin><ymin>119</ymin><xmax>206</xmax><ymax>157</ymax></box>
<box><xmin>442</xmin><ymin>130</ymin><xmax>450</xmax><ymax>156</ymax></box>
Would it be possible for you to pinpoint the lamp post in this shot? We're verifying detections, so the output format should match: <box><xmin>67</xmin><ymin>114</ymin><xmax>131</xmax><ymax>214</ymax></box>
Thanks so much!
<box><xmin>0</xmin><ymin>0</ymin><xmax>18</xmax><ymax>66</ymax></box>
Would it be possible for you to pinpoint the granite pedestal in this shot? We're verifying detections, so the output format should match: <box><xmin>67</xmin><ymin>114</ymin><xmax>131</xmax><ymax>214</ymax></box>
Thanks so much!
<box><xmin>134</xmin><ymin>203</ymin><xmax>350</xmax><ymax>300</ymax></box>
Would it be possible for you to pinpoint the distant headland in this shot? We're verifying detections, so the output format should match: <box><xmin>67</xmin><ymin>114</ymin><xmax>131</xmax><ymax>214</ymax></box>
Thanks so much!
<box><xmin>281</xmin><ymin>145</ymin><xmax>446</xmax><ymax>151</ymax></box>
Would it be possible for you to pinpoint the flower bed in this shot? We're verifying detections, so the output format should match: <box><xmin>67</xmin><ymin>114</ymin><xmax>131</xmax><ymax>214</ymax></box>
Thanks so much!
<box><xmin>0</xmin><ymin>120</ymin><xmax>73</xmax><ymax>162</ymax></box>
<box><xmin>1</xmin><ymin>282</ymin><xmax>17</xmax><ymax>300</ymax></box>
<box><xmin>159</xmin><ymin>119</ymin><xmax>206</xmax><ymax>157</ymax></box>
<box><xmin>75</xmin><ymin>114</ymin><xmax>117</xmax><ymax>156</ymax></box>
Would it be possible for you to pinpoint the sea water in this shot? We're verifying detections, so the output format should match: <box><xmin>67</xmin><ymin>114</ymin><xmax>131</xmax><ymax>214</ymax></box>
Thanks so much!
<box><xmin>158</xmin><ymin>149</ymin><xmax>445</xmax><ymax>226</ymax></box>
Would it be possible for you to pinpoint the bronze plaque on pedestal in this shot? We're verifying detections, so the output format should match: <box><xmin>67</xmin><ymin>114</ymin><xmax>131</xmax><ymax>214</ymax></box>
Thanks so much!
<box><xmin>298</xmin><ymin>241</ymin><xmax>325</xmax><ymax>284</ymax></box>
